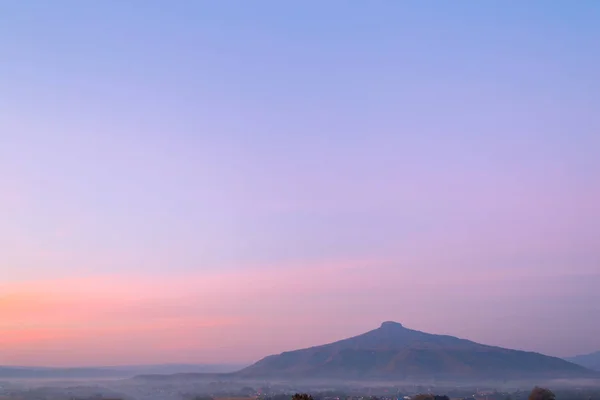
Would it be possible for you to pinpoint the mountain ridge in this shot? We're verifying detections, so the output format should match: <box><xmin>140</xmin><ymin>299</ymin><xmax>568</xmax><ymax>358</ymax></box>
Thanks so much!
<box><xmin>566</xmin><ymin>351</ymin><xmax>600</xmax><ymax>371</ymax></box>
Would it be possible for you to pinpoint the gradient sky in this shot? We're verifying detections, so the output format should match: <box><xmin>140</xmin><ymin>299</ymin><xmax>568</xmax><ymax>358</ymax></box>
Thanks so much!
<box><xmin>1</xmin><ymin>1</ymin><xmax>599</xmax><ymax>367</ymax></box>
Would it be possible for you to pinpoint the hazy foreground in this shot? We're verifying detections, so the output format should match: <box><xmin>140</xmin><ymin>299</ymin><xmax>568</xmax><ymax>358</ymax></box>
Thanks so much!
<box><xmin>2</xmin><ymin>375</ymin><xmax>600</xmax><ymax>400</ymax></box>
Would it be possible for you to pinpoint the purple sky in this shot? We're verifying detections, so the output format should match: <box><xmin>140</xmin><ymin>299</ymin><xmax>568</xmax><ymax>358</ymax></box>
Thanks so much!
<box><xmin>1</xmin><ymin>1</ymin><xmax>599</xmax><ymax>366</ymax></box>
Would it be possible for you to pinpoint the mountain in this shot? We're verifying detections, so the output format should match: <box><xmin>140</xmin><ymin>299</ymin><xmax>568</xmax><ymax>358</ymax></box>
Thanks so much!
<box><xmin>0</xmin><ymin>366</ymin><xmax>124</xmax><ymax>379</ymax></box>
<box><xmin>566</xmin><ymin>351</ymin><xmax>600</xmax><ymax>371</ymax></box>
<box><xmin>0</xmin><ymin>364</ymin><xmax>245</xmax><ymax>379</ymax></box>
<box><xmin>235</xmin><ymin>321</ymin><xmax>593</xmax><ymax>380</ymax></box>
<box><xmin>108</xmin><ymin>363</ymin><xmax>247</xmax><ymax>374</ymax></box>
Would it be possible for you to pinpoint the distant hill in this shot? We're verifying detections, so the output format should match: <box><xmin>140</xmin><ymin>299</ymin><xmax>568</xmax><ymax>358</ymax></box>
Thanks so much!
<box><xmin>566</xmin><ymin>351</ymin><xmax>600</xmax><ymax>371</ymax></box>
<box><xmin>0</xmin><ymin>366</ymin><xmax>123</xmax><ymax>379</ymax></box>
<box><xmin>109</xmin><ymin>363</ymin><xmax>247</xmax><ymax>374</ymax></box>
<box><xmin>235</xmin><ymin>321</ymin><xmax>593</xmax><ymax>380</ymax></box>
<box><xmin>0</xmin><ymin>364</ymin><xmax>245</xmax><ymax>379</ymax></box>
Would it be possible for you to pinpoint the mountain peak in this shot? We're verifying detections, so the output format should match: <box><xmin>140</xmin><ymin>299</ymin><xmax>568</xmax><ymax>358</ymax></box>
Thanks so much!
<box><xmin>380</xmin><ymin>321</ymin><xmax>403</xmax><ymax>328</ymax></box>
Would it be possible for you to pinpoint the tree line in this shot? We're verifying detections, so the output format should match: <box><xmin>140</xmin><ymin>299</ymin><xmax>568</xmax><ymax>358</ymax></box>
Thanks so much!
<box><xmin>290</xmin><ymin>387</ymin><xmax>556</xmax><ymax>400</ymax></box>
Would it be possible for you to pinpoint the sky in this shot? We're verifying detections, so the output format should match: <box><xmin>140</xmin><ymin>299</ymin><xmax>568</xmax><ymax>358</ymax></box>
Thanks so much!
<box><xmin>1</xmin><ymin>1</ymin><xmax>599</xmax><ymax>367</ymax></box>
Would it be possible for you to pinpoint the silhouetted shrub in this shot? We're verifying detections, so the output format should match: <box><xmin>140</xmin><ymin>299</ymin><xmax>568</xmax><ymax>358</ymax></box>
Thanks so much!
<box><xmin>292</xmin><ymin>394</ymin><xmax>314</xmax><ymax>400</ymax></box>
<box><xmin>529</xmin><ymin>387</ymin><xmax>555</xmax><ymax>400</ymax></box>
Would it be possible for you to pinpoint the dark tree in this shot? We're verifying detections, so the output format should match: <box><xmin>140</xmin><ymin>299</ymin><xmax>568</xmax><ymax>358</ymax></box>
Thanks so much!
<box><xmin>413</xmin><ymin>394</ymin><xmax>449</xmax><ymax>400</ymax></box>
<box><xmin>292</xmin><ymin>394</ymin><xmax>314</xmax><ymax>400</ymax></box>
<box><xmin>412</xmin><ymin>394</ymin><xmax>433</xmax><ymax>400</ymax></box>
<box><xmin>413</xmin><ymin>395</ymin><xmax>434</xmax><ymax>400</ymax></box>
<box><xmin>529</xmin><ymin>387</ymin><xmax>556</xmax><ymax>400</ymax></box>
